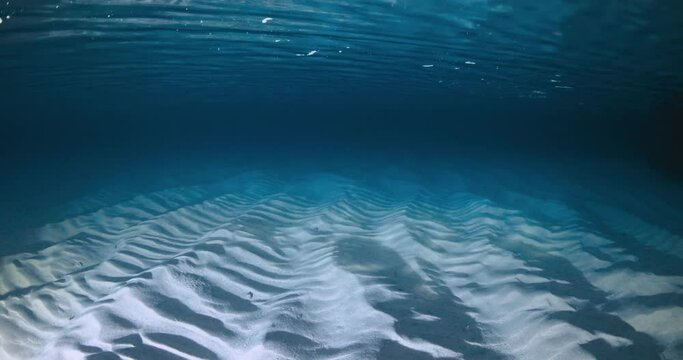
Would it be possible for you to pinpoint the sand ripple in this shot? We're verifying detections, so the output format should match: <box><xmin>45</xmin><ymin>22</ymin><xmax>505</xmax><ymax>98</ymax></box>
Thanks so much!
<box><xmin>1</xmin><ymin>166</ymin><xmax>682</xmax><ymax>359</ymax></box>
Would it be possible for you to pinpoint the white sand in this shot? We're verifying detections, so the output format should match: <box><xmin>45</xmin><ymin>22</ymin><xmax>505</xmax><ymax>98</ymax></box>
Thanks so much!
<box><xmin>0</xmin><ymin>162</ymin><xmax>681</xmax><ymax>359</ymax></box>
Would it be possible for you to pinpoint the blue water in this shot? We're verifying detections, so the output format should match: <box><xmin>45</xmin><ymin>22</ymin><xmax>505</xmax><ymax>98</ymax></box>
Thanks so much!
<box><xmin>1</xmin><ymin>1</ymin><xmax>683</xmax><ymax>359</ymax></box>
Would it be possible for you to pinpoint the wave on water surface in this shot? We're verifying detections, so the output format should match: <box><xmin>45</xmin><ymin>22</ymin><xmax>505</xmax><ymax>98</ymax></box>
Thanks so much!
<box><xmin>1</xmin><ymin>0</ymin><xmax>681</xmax><ymax>100</ymax></box>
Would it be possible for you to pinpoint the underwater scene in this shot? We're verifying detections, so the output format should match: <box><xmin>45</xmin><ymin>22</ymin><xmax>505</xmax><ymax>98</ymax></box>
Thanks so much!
<box><xmin>1</xmin><ymin>0</ymin><xmax>682</xmax><ymax>359</ymax></box>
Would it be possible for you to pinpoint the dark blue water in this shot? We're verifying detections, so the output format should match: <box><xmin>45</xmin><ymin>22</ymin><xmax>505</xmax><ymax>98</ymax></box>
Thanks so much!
<box><xmin>1</xmin><ymin>1</ymin><xmax>682</xmax><ymax>359</ymax></box>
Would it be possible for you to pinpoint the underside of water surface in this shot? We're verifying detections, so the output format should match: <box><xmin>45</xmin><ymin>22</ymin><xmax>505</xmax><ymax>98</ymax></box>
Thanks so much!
<box><xmin>1</xmin><ymin>0</ymin><xmax>682</xmax><ymax>359</ymax></box>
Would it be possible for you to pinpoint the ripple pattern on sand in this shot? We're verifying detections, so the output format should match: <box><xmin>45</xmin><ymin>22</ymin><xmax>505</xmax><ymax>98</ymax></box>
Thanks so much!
<box><xmin>1</xmin><ymin>167</ymin><xmax>682</xmax><ymax>359</ymax></box>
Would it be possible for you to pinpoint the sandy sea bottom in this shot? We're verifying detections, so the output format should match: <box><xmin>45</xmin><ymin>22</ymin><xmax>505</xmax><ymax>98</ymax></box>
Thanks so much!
<box><xmin>0</xmin><ymin>158</ymin><xmax>682</xmax><ymax>360</ymax></box>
